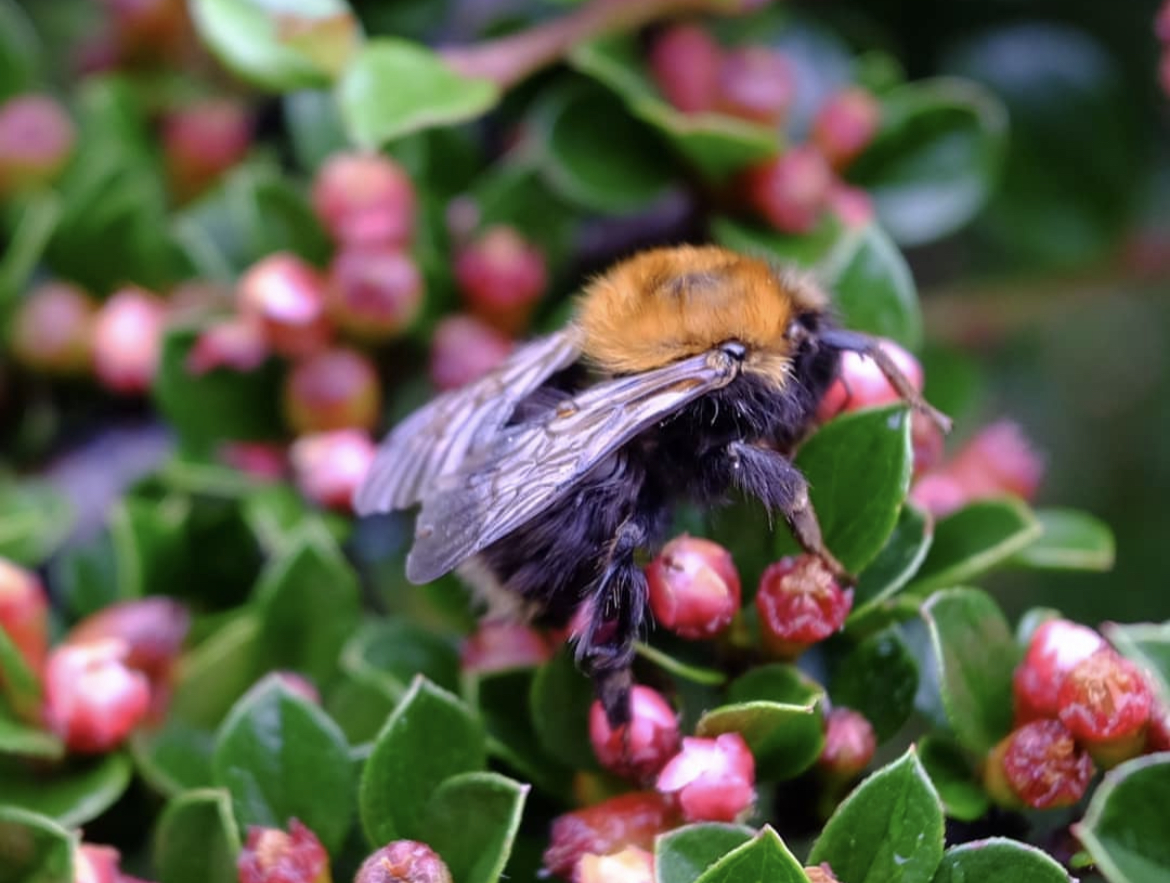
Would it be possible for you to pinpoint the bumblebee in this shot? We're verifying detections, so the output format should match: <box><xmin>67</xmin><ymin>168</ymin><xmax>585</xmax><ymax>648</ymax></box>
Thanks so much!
<box><xmin>355</xmin><ymin>245</ymin><xmax>948</xmax><ymax>726</ymax></box>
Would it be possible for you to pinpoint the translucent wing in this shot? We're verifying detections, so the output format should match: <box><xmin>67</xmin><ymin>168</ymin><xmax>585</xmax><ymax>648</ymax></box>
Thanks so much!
<box><xmin>406</xmin><ymin>348</ymin><xmax>741</xmax><ymax>583</ymax></box>
<box><xmin>354</xmin><ymin>327</ymin><xmax>581</xmax><ymax>515</ymax></box>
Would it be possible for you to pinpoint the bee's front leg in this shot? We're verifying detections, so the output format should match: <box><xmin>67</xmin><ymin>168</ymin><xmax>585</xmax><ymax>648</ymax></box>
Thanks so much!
<box><xmin>726</xmin><ymin>441</ymin><xmax>853</xmax><ymax>585</ymax></box>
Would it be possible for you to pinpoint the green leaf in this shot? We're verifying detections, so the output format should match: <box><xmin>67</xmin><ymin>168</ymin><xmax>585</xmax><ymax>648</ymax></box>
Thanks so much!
<box><xmin>530</xmin><ymin>648</ymin><xmax>599</xmax><ymax>771</ymax></box>
<box><xmin>917</xmin><ymin>735</ymin><xmax>989</xmax><ymax>822</ymax></box>
<box><xmin>190</xmin><ymin>0</ymin><xmax>361</xmax><ymax>90</ymax></box>
<box><xmin>907</xmin><ymin>499</ymin><xmax>1042</xmax><ymax>597</ymax></box>
<box><xmin>0</xmin><ymin>0</ymin><xmax>40</xmax><ymax>100</ymax></box>
<box><xmin>831</xmin><ymin>629</ymin><xmax>919</xmax><ymax>742</ymax></box>
<box><xmin>1011</xmin><ymin>508</ymin><xmax>1115</xmax><ymax>572</ymax></box>
<box><xmin>0</xmin><ymin>752</ymin><xmax>133</xmax><ymax>828</ymax></box>
<box><xmin>635</xmin><ymin>643</ymin><xmax>727</xmax><ymax>687</ymax></box>
<box><xmin>169</xmin><ymin>614</ymin><xmax>261</xmax><ymax>729</ymax></box>
<box><xmin>0</xmin><ymin>480</ymin><xmax>73</xmax><ymax>568</ymax></box>
<box><xmin>422</xmin><ymin>771</ymin><xmax>530</xmax><ymax>883</ymax></box>
<box><xmin>212</xmin><ymin>676</ymin><xmax>354</xmax><ymax>854</ymax></box>
<box><xmin>932</xmin><ymin>838</ymin><xmax>1072</xmax><ymax>882</ymax></box>
<box><xmin>0</xmin><ymin>704</ymin><xmax>63</xmax><ymax>760</ymax></box>
<box><xmin>850</xmin><ymin>504</ymin><xmax>933</xmax><ymax>625</ymax></box>
<box><xmin>1104</xmin><ymin>623</ymin><xmax>1170</xmax><ymax>706</ymax></box>
<box><xmin>1074</xmin><ymin>752</ymin><xmax>1170</xmax><ymax>883</ymax></box>
<box><xmin>568</xmin><ymin>35</ymin><xmax>778</xmax><ymax>180</ymax></box>
<box><xmin>338</xmin><ymin>38</ymin><xmax>499</xmax><ymax>148</ymax></box>
<box><xmin>0</xmin><ymin>807</ymin><xmax>75</xmax><ymax>883</ymax></box>
<box><xmin>848</xmin><ymin>78</ymin><xmax>1007</xmax><ymax>247</ymax></box>
<box><xmin>0</xmin><ymin>193</ymin><xmax>60</xmax><ymax>317</ymax></box>
<box><xmin>693</xmin><ymin>827</ymin><xmax>807</xmax><ymax>883</ymax></box>
<box><xmin>655</xmin><ymin>823</ymin><xmax>755</xmax><ymax>883</ymax></box>
<box><xmin>359</xmin><ymin>676</ymin><xmax>485</xmax><ymax>845</ymax></box>
<box><xmin>131</xmin><ymin>720</ymin><xmax>216</xmax><ymax>797</ymax></box>
<box><xmin>154</xmin><ymin>788</ymin><xmax>241</xmax><ymax>883</ymax></box>
<box><xmin>922</xmin><ymin>588</ymin><xmax>1018</xmax><ymax>754</ymax></box>
<box><xmin>283</xmin><ymin>89</ymin><xmax>349</xmax><ymax>171</ymax></box>
<box><xmin>697</xmin><ymin>665</ymin><xmax>825</xmax><ymax>781</ymax></box>
<box><xmin>533</xmin><ymin>80</ymin><xmax>675</xmax><ymax>215</ymax></box>
<box><xmin>778</xmin><ymin>405</ymin><xmax>913</xmax><ymax>574</ymax></box>
<box><xmin>809</xmin><ymin>749</ymin><xmax>945</xmax><ymax>883</ymax></box>
<box><xmin>253</xmin><ymin>531</ymin><xmax>361</xmax><ymax>686</ymax></box>
<box><xmin>341</xmin><ymin>618</ymin><xmax>461</xmax><ymax>701</ymax></box>
<box><xmin>0</xmin><ymin>624</ymin><xmax>41</xmax><ymax>721</ymax></box>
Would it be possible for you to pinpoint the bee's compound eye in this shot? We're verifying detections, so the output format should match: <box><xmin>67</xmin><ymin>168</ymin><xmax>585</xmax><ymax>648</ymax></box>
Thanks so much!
<box><xmin>720</xmin><ymin>340</ymin><xmax>747</xmax><ymax>361</ymax></box>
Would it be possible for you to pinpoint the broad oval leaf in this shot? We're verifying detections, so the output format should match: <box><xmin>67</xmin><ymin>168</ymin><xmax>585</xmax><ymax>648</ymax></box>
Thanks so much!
<box><xmin>931</xmin><ymin>838</ymin><xmax>1072</xmax><ymax>883</ymax></box>
<box><xmin>530</xmin><ymin>648</ymin><xmax>600</xmax><ymax>771</ymax></box>
<box><xmin>917</xmin><ymin>734</ymin><xmax>989</xmax><ymax>823</ymax></box>
<box><xmin>422</xmin><ymin>771</ymin><xmax>530</xmax><ymax>883</ymax></box>
<box><xmin>0</xmin><ymin>480</ymin><xmax>73</xmax><ymax>568</ymax></box>
<box><xmin>693</xmin><ymin>827</ymin><xmax>807</xmax><ymax>883</ymax></box>
<box><xmin>1074</xmin><ymin>752</ymin><xmax>1170</xmax><ymax>883</ymax></box>
<box><xmin>153</xmin><ymin>788</ymin><xmax>241</xmax><ymax>883</ymax></box>
<box><xmin>341</xmin><ymin>618</ymin><xmax>461</xmax><ymax>701</ymax></box>
<box><xmin>831</xmin><ymin>628</ymin><xmax>919</xmax><ymax>743</ymax></box>
<box><xmin>1011</xmin><ymin>508</ymin><xmax>1116</xmax><ymax>572</ymax></box>
<box><xmin>655</xmin><ymin>823</ymin><xmax>755</xmax><ymax>883</ymax></box>
<box><xmin>850</xmin><ymin>504</ymin><xmax>933</xmax><ymax>626</ymax></box>
<box><xmin>0</xmin><ymin>704</ymin><xmax>64</xmax><ymax>760</ymax></box>
<box><xmin>0</xmin><ymin>807</ymin><xmax>75</xmax><ymax>883</ymax></box>
<box><xmin>0</xmin><ymin>751</ymin><xmax>133</xmax><ymax>828</ymax></box>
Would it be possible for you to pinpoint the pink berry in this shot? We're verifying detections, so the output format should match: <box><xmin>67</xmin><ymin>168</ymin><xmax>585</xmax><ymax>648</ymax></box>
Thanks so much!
<box><xmin>162</xmin><ymin>98</ymin><xmax>252</xmax><ymax>201</ymax></box>
<box><xmin>0</xmin><ymin>94</ymin><xmax>75</xmax><ymax>195</ymax></box>
<box><xmin>454</xmin><ymin>226</ymin><xmax>547</xmax><ymax>333</ymax></box>
<box><xmin>0</xmin><ymin>558</ymin><xmax>50</xmax><ymax>681</ymax></box>
<box><xmin>818</xmin><ymin>707</ymin><xmax>876</xmax><ymax>779</ymax></box>
<box><xmin>543</xmin><ymin>792</ymin><xmax>677</xmax><ymax>880</ymax></box>
<box><xmin>908</xmin><ymin>473</ymin><xmax>968</xmax><ymax>519</ymax></box>
<box><xmin>988</xmin><ymin>719</ymin><xmax>1094</xmax><ymax>810</ymax></box>
<box><xmin>65</xmin><ymin>597</ymin><xmax>189</xmax><ymax>687</ymax></box>
<box><xmin>218</xmin><ymin>441</ymin><xmax>287</xmax><ymax>481</ymax></box>
<box><xmin>1156</xmin><ymin>0</ymin><xmax>1170</xmax><ymax>42</ymax></box>
<box><xmin>92</xmin><ymin>287</ymin><xmax>167</xmax><ymax>394</ymax></box>
<box><xmin>312</xmin><ymin>151</ymin><xmax>416</xmax><ymax>249</ymax></box>
<box><xmin>742</xmin><ymin>146</ymin><xmax>833</xmax><ymax>234</ymax></box>
<box><xmin>1012</xmin><ymin>618</ymin><xmax>1107</xmax><ymax>724</ymax></box>
<box><xmin>947</xmin><ymin>419</ymin><xmax>1045</xmax><ymax>502</ymax></box>
<box><xmin>812</xmin><ymin>88</ymin><xmax>882</xmax><ymax>170</ymax></box>
<box><xmin>815</xmin><ymin>340</ymin><xmax>924</xmax><ymax>424</ymax></box>
<box><xmin>10</xmin><ymin>281</ymin><xmax>97</xmax><ymax>375</ymax></box>
<box><xmin>75</xmin><ymin>843</ymin><xmax>121</xmax><ymax>883</ymax></box>
<box><xmin>645</xmin><ymin>536</ymin><xmax>741</xmax><ymax>639</ymax></box>
<box><xmin>589</xmin><ymin>685</ymin><xmax>681</xmax><ymax>782</ymax></box>
<box><xmin>237</xmin><ymin>819</ymin><xmax>330</xmax><ymax>883</ymax></box>
<box><xmin>283</xmin><ymin>347</ymin><xmax>381</xmax><ymax>434</ymax></box>
<box><xmin>238</xmin><ymin>253</ymin><xmax>333</xmax><ymax>359</ymax></box>
<box><xmin>429</xmin><ymin>315</ymin><xmax>513</xmax><ymax>391</ymax></box>
<box><xmin>756</xmin><ymin>555</ymin><xmax>853</xmax><ymax>659</ymax></box>
<box><xmin>289</xmin><ymin>428</ymin><xmax>377</xmax><ymax>512</ymax></box>
<box><xmin>574</xmin><ymin>845</ymin><xmax>653</xmax><ymax>883</ymax></box>
<box><xmin>354</xmin><ymin>840</ymin><xmax>453</xmax><ymax>883</ymax></box>
<box><xmin>185</xmin><ymin>316</ymin><xmax>270</xmax><ymax>376</ymax></box>
<box><xmin>1058</xmin><ymin>649</ymin><xmax>1153</xmax><ymax>745</ymax></box>
<box><xmin>826</xmin><ymin>181</ymin><xmax>875</xmax><ymax>228</ymax></box>
<box><xmin>647</xmin><ymin>24</ymin><xmax>722</xmax><ymax>114</ymax></box>
<box><xmin>804</xmin><ymin>864</ymin><xmax>843</xmax><ymax>883</ymax></box>
<box><xmin>273</xmin><ymin>671</ymin><xmax>321</xmax><ymax>705</ymax></box>
<box><xmin>911</xmin><ymin>411</ymin><xmax>946</xmax><ymax>479</ymax></box>
<box><xmin>43</xmin><ymin>638</ymin><xmax>151</xmax><ymax>753</ymax></box>
<box><xmin>655</xmin><ymin>732</ymin><xmax>756</xmax><ymax>823</ymax></box>
<box><xmin>715</xmin><ymin>46</ymin><xmax>795</xmax><ymax>126</ymax></box>
<box><xmin>326</xmin><ymin>246</ymin><xmax>423</xmax><ymax>341</ymax></box>
<box><xmin>460</xmin><ymin>621</ymin><xmax>552</xmax><ymax>674</ymax></box>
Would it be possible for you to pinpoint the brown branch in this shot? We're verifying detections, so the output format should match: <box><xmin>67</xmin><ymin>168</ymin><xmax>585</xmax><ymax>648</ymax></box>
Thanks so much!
<box><xmin>438</xmin><ymin>0</ymin><xmax>764</xmax><ymax>90</ymax></box>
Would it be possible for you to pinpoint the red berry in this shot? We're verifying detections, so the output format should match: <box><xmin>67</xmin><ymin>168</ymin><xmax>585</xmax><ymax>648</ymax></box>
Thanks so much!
<box><xmin>454</xmin><ymin>226</ymin><xmax>547</xmax><ymax>333</ymax></box>
<box><xmin>574</xmin><ymin>845</ymin><xmax>653</xmax><ymax>883</ymax></box>
<box><xmin>908</xmin><ymin>473</ymin><xmax>967</xmax><ymax>519</ymax></box>
<box><xmin>1146</xmin><ymin>703</ymin><xmax>1170</xmax><ymax>754</ymax></box>
<box><xmin>715</xmin><ymin>46</ymin><xmax>795</xmax><ymax>126</ymax></box>
<box><xmin>645</xmin><ymin>536</ymin><xmax>741</xmax><ymax>640</ymax></box>
<box><xmin>75</xmin><ymin>843</ymin><xmax>122</xmax><ymax>883</ymax></box>
<box><xmin>168</xmin><ymin>279</ymin><xmax>234</xmax><ymax>321</ymax></box>
<box><xmin>460</xmin><ymin>621</ymin><xmax>552</xmax><ymax>674</ymax></box>
<box><xmin>186</xmin><ymin>316</ymin><xmax>270</xmax><ymax>376</ymax></box>
<box><xmin>989</xmin><ymin>719</ymin><xmax>1094</xmax><ymax>810</ymax></box>
<box><xmin>289</xmin><ymin>428</ymin><xmax>377</xmax><ymax>512</ymax></box>
<box><xmin>92</xmin><ymin>287</ymin><xmax>167</xmax><ymax>394</ymax></box>
<box><xmin>238</xmin><ymin>254</ymin><xmax>333</xmax><ymax>360</ymax></box>
<box><xmin>1058</xmin><ymin>649</ymin><xmax>1153</xmax><ymax>746</ymax></box>
<box><xmin>647</xmin><ymin>25</ymin><xmax>722</xmax><ymax>114</ymax></box>
<box><xmin>43</xmin><ymin>638</ymin><xmax>151</xmax><ymax>753</ymax></box>
<box><xmin>910</xmin><ymin>411</ymin><xmax>945</xmax><ymax>479</ymax></box>
<box><xmin>818</xmin><ymin>707</ymin><xmax>876</xmax><ymax>780</ymax></box>
<box><xmin>742</xmin><ymin>146</ymin><xmax>833</xmax><ymax>234</ymax></box>
<box><xmin>543</xmin><ymin>792</ymin><xmax>678</xmax><ymax>880</ymax></box>
<box><xmin>163</xmin><ymin>98</ymin><xmax>252</xmax><ymax>201</ymax></box>
<box><xmin>589</xmin><ymin>685</ymin><xmax>681</xmax><ymax>782</ymax></box>
<box><xmin>326</xmin><ymin>246</ymin><xmax>423</xmax><ymax>341</ymax></box>
<box><xmin>312</xmin><ymin>152</ymin><xmax>416</xmax><ymax>249</ymax></box>
<box><xmin>815</xmin><ymin>340</ymin><xmax>924</xmax><ymax>424</ymax></box>
<box><xmin>655</xmin><ymin>732</ymin><xmax>756</xmax><ymax>823</ymax></box>
<box><xmin>429</xmin><ymin>315</ymin><xmax>513</xmax><ymax>391</ymax></box>
<box><xmin>1012</xmin><ymin>618</ymin><xmax>1107</xmax><ymax>724</ymax></box>
<box><xmin>65</xmin><ymin>597</ymin><xmax>189</xmax><ymax>687</ymax></box>
<box><xmin>237</xmin><ymin>819</ymin><xmax>330</xmax><ymax>883</ymax></box>
<box><xmin>10</xmin><ymin>281</ymin><xmax>97</xmax><ymax>375</ymax></box>
<box><xmin>282</xmin><ymin>347</ymin><xmax>381</xmax><ymax>434</ymax></box>
<box><xmin>812</xmin><ymin>88</ymin><xmax>882</xmax><ymax>170</ymax></box>
<box><xmin>354</xmin><ymin>841</ymin><xmax>452</xmax><ymax>883</ymax></box>
<box><xmin>826</xmin><ymin>181</ymin><xmax>875</xmax><ymax>229</ymax></box>
<box><xmin>0</xmin><ymin>558</ymin><xmax>50</xmax><ymax>683</ymax></box>
<box><xmin>0</xmin><ymin>94</ymin><xmax>75</xmax><ymax>195</ymax></box>
<box><xmin>218</xmin><ymin>441</ymin><xmax>288</xmax><ymax>481</ymax></box>
<box><xmin>756</xmin><ymin>555</ymin><xmax>853</xmax><ymax>658</ymax></box>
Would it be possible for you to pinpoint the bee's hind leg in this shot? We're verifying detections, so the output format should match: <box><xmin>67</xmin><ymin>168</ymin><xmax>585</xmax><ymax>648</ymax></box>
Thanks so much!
<box><xmin>573</xmin><ymin>518</ymin><xmax>650</xmax><ymax>730</ymax></box>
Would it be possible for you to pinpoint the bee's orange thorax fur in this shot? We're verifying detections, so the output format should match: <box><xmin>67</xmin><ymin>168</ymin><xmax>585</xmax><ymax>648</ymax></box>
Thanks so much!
<box><xmin>574</xmin><ymin>245</ymin><xmax>827</xmax><ymax>384</ymax></box>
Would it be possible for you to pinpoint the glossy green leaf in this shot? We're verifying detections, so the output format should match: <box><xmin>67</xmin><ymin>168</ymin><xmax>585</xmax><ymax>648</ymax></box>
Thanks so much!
<box><xmin>1011</xmin><ymin>508</ymin><xmax>1115</xmax><ymax>572</ymax></box>
<box><xmin>422</xmin><ymin>771</ymin><xmax>530</xmax><ymax>883</ymax></box>
<box><xmin>530</xmin><ymin>648</ymin><xmax>599</xmax><ymax>771</ymax></box>
<box><xmin>850</xmin><ymin>504</ymin><xmax>933</xmax><ymax>625</ymax></box>
<box><xmin>1104</xmin><ymin>622</ymin><xmax>1170</xmax><ymax>706</ymax></box>
<box><xmin>338</xmin><ymin>38</ymin><xmax>499</xmax><ymax>148</ymax></box>
<box><xmin>655</xmin><ymin>823</ymin><xmax>755</xmax><ymax>883</ymax></box>
<box><xmin>1074</xmin><ymin>752</ymin><xmax>1170</xmax><ymax>883</ymax></box>
<box><xmin>779</xmin><ymin>405</ymin><xmax>914</xmax><ymax>574</ymax></box>
<box><xmin>0</xmin><ymin>0</ymin><xmax>39</xmax><ymax>100</ymax></box>
<box><xmin>0</xmin><ymin>752</ymin><xmax>133</xmax><ymax>828</ymax></box>
<box><xmin>169</xmin><ymin>614</ymin><xmax>261</xmax><ymax>729</ymax></box>
<box><xmin>693</xmin><ymin>827</ymin><xmax>806</xmax><ymax>883</ymax></box>
<box><xmin>907</xmin><ymin>499</ymin><xmax>1042</xmax><ymax>596</ymax></box>
<box><xmin>712</xmin><ymin>215</ymin><xmax>847</xmax><ymax>270</ymax></box>
<box><xmin>932</xmin><ymin>838</ymin><xmax>1072</xmax><ymax>882</ymax></box>
<box><xmin>131</xmin><ymin>720</ymin><xmax>216</xmax><ymax>796</ymax></box>
<box><xmin>809</xmin><ymin>749</ymin><xmax>945</xmax><ymax>883</ymax></box>
<box><xmin>0</xmin><ymin>480</ymin><xmax>73</xmax><ymax>568</ymax></box>
<box><xmin>922</xmin><ymin>588</ymin><xmax>1018</xmax><ymax>754</ymax></box>
<box><xmin>0</xmin><ymin>192</ymin><xmax>60</xmax><ymax>315</ymax></box>
<box><xmin>212</xmin><ymin>676</ymin><xmax>354</xmax><ymax>853</ymax></box>
<box><xmin>324</xmin><ymin>671</ymin><xmax>398</xmax><ymax>747</ymax></box>
<box><xmin>154</xmin><ymin>788</ymin><xmax>241</xmax><ymax>883</ymax></box>
<box><xmin>0</xmin><ymin>625</ymin><xmax>41</xmax><ymax>722</ymax></box>
<box><xmin>917</xmin><ymin>734</ymin><xmax>989</xmax><ymax>822</ymax></box>
<box><xmin>831</xmin><ymin>629</ymin><xmax>919</xmax><ymax>742</ymax></box>
<box><xmin>849</xmin><ymin>78</ymin><xmax>1007</xmax><ymax>246</ymax></box>
<box><xmin>359</xmin><ymin>676</ymin><xmax>485</xmax><ymax>845</ymax></box>
<box><xmin>0</xmin><ymin>807</ymin><xmax>75</xmax><ymax>883</ymax></box>
<box><xmin>0</xmin><ymin>704</ymin><xmax>63</xmax><ymax>760</ymax></box>
<box><xmin>341</xmin><ymin>618</ymin><xmax>461</xmax><ymax>701</ymax></box>
<box><xmin>190</xmin><ymin>0</ymin><xmax>360</xmax><ymax>90</ymax></box>
<box><xmin>568</xmin><ymin>35</ymin><xmax>778</xmax><ymax>180</ymax></box>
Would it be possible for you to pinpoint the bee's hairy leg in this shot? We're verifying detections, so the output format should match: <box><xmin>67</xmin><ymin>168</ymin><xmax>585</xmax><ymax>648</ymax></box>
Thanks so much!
<box><xmin>573</xmin><ymin>518</ymin><xmax>650</xmax><ymax>730</ymax></box>
<box><xmin>727</xmin><ymin>441</ymin><xmax>854</xmax><ymax>585</ymax></box>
